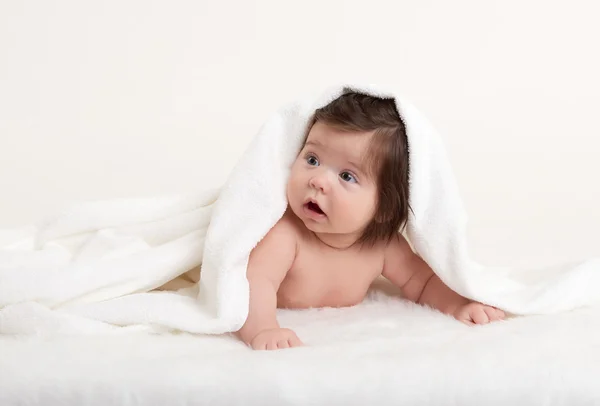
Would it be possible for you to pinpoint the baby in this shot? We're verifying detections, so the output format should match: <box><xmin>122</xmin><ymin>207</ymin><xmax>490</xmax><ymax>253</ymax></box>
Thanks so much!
<box><xmin>237</xmin><ymin>91</ymin><xmax>505</xmax><ymax>350</ymax></box>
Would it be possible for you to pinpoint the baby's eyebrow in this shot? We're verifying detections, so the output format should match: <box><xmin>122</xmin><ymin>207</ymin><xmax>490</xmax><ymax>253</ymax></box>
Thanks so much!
<box><xmin>347</xmin><ymin>159</ymin><xmax>365</xmax><ymax>173</ymax></box>
<box><xmin>305</xmin><ymin>140</ymin><xmax>323</xmax><ymax>148</ymax></box>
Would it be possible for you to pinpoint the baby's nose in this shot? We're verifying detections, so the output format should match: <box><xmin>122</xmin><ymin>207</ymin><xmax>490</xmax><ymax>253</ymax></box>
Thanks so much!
<box><xmin>309</xmin><ymin>172</ymin><xmax>331</xmax><ymax>193</ymax></box>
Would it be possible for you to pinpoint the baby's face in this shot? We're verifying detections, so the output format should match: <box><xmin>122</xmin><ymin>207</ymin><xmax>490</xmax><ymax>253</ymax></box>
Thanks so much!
<box><xmin>287</xmin><ymin>122</ymin><xmax>378</xmax><ymax>239</ymax></box>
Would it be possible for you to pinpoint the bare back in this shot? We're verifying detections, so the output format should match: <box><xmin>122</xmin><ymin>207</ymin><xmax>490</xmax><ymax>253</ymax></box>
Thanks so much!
<box><xmin>276</xmin><ymin>210</ymin><xmax>386</xmax><ymax>309</ymax></box>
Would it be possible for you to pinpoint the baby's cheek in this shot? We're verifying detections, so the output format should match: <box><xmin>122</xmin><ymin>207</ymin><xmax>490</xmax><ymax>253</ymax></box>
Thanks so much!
<box><xmin>339</xmin><ymin>201</ymin><xmax>362</xmax><ymax>223</ymax></box>
<box><xmin>358</xmin><ymin>198</ymin><xmax>378</xmax><ymax>223</ymax></box>
<box><xmin>287</xmin><ymin>170</ymin><xmax>301</xmax><ymax>190</ymax></box>
<box><xmin>286</xmin><ymin>178</ymin><xmax>300</xmax><ymax>205</ymax></box>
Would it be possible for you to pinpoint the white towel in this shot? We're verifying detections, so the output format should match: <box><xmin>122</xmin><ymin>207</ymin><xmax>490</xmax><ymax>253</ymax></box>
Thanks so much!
<box><xmin>1</xmin><ymin>83</ymin><xmax>599</xmax><ymax>335</ymax></box>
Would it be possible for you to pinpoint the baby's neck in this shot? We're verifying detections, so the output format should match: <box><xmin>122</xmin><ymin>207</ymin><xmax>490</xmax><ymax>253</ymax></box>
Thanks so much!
<box><xmin>311</xmin><ymin>231</ymin><xmax>363</xmax><ymax>250</ymax></box>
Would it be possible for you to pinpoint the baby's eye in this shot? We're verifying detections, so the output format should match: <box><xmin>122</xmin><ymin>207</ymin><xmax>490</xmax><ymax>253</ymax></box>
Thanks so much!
<box><xmin>339</xmin><ymin>171</ymin><xmax>357</xmax><ymax>183</ymax></box>
<box><xmin>306</xmin><ymin>155</ymin><xmax>319</xmax><ymax>166</ymax></box>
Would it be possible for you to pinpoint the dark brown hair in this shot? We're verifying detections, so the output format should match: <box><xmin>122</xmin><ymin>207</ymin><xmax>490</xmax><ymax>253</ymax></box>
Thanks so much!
<box><xmin>308</xmin><ymin>90</ymin><xmax>411</xmax><ymax>246</ymax></box>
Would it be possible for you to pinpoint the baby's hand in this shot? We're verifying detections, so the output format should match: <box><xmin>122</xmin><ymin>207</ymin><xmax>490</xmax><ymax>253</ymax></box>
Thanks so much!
<box><xmin>454</xmin><ymin>302</ymin><xmax>505</xmax><ymax>325</ymax></box>
<box><xmin>250</xmin><ymin>328</ymin><xmax>303</xmax><ymax>350</ymax></box>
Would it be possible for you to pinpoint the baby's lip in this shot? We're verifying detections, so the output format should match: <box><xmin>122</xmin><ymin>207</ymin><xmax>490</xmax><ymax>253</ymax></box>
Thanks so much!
<box><xmin>305</xmin><ymin>197</ymin><xmax>321</xmax><ymax>207</ymax></box>
<box><xmin>304</xmin><ymin>198</ymin><xmax>326</xmax><ymax>215</ymax></box>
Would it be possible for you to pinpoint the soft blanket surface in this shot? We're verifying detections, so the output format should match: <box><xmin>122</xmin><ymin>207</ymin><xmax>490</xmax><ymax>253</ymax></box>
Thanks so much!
<box><xmin>1</xmin><ymin>281</ymin><xmax>598</xmax><ymax>406</ymax></box>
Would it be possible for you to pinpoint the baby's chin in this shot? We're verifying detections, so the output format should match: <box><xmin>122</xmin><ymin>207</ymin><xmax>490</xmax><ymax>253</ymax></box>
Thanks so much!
<box><xmin>301</xmin><ymin>219</ymin><xmax>326</xmax><ymax>232</ymax></box>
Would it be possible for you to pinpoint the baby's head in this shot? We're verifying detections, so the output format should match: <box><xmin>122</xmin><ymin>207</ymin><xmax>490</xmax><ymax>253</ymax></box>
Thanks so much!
<box><xmin>287</xmin><ymin>91</ymin><xmax>410</xmax><ymax>246</ymax></box>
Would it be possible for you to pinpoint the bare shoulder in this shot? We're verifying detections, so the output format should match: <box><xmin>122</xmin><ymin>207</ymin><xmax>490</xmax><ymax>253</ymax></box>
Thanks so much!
<box><xmin>247</xmin><ymin>208</ymin><xmax>299</xmax><ymax>282</ymax></box>
<box><xmin>383</xmin><ymin>233</ymin><xmax>413</xmax><ymax>258</ymax></box>
<box><xmin>381</xmin><ymin>233</ymin><xmax>416</xmax><ymax>281</ymax></box>
<box><xmin>251</xmin><ymin>210</ymin><xmax>299</xmax><ymax>256</ymax></box>
<box><xmin>264</xmin><ymin>208</ymin><xmax>299</xmax><ymax>240</ymax></box>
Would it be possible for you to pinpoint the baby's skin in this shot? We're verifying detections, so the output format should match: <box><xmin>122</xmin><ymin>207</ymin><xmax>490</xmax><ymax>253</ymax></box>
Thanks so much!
<box><xmin>237</xmin><ymin>122</ymin><xmax>504</xmax><ymax>350</ymax></box>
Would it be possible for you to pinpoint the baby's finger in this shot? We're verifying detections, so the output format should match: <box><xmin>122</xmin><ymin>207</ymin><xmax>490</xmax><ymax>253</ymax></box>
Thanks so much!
<box><xmin>288</xmin><ymin>334</ymin><xmax>303</xmax><ymax>347</ymax></box>
<box><xmin>455</xmin><ymin>308</ymin><xmax>474</xmax><ymax>326</ymax></box>
<box><xmin>252</xmin><ymin>340</ymin><xmax>267</xmax><ymax>351</ymax></box>
<box><xmin>277</xmin><ymin>339</ymin><xmax>290</xmax><ymax>349</ymax></box>
<box><xmin>250</xmin><ymin>341</ymin><xmax>261</xmax><ymax>350</ymax></box>
<box><xmin>471</xmin><ymin>307</ymin><xmax>490</xmax><ymax>324</ymax></box>
<box><xmin>490</xmin><ymin>307</ymin><xmax>505</xmax><ymax>321</ymax></box>
<box><xmin>266</xmin><ymin>339</ymin><xmax>279</xmax><ymax>351</ymax></box>
<box><xmin>483</xmin><ymin>306</ymin><xmax>501</xmax><ymax>321</ymax></box>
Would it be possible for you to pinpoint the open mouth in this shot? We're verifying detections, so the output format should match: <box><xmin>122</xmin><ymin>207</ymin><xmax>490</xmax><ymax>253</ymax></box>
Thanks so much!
<box><xmin>305</xmin><ymin>201</ymin><xmax>325</xmax><ymax>215</ymax></box>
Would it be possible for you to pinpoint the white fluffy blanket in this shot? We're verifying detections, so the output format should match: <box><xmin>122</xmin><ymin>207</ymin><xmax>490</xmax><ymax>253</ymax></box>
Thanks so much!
<box><xmin>2</xmin><ymin>281</ymin><xmax>599</xmax><ymax>405</ymax></box>
<box><xmin>1</xmin><ymin>83</ymin><xmax>599</xmax><ymax>335</ymax></box>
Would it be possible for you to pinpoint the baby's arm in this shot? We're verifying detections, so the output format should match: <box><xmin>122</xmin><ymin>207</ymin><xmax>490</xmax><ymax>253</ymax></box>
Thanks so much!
<box><xmin>236</xmin><ymin>219</ymin><xmax>302</xmax><ymax>350</ymax></box>
<box><xmin>382</xmin><ymin>234</ymin><xmax>504</xmax><ymax>324</ymax></box>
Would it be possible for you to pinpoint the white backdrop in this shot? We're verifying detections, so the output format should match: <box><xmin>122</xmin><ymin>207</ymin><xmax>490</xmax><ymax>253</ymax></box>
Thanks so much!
<box><xmin>1</xmin><ymin>0</ymin><xmax>599</xmax><ymax>269</ymax></box>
